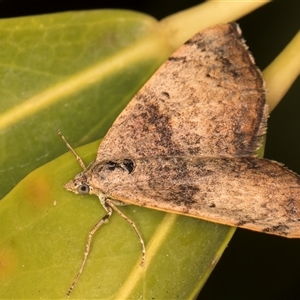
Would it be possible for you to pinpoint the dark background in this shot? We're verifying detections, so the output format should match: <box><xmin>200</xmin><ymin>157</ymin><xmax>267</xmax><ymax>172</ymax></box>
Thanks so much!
<box><xmin>1</xmin><ymin>1</ymin><xmax>299</xmax><ymax>299</ymax></box>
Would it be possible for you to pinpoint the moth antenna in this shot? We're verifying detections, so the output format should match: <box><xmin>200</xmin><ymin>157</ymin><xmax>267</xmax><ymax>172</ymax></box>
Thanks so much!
<box><xmin>57</xmin><ymin>130</ymin><xmax>86</xmax><ymax>170</ymax></box>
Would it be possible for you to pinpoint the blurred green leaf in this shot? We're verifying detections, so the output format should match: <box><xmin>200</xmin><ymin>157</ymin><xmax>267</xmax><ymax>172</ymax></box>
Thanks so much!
<box><xmin>0</xmin><ymin>9</ymin><xmax>163</xmax><ymax>198</ymax></box>
<box><xmin>0</xmin><ymin>141</ymin><xmax>234</xmax><ymax>298</ymax></box>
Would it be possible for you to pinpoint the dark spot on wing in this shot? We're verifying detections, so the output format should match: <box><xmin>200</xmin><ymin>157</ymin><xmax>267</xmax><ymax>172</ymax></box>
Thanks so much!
<box><xmin>100</xmin><ymin>159</ymin><xmax>135</xmax><ymax>174</ymax></box>
<box><xmin>122</xmin><ymin>159</ymin><xmax>135</xmax><ymax>174</ymax></box>
<box><xmin>106</xmin><ymin>161</ymin><xmax>119</xmax><ymax>171</ymax></box>
<box><xmin>144</xmin><ymin>157</ymin><xmax>200</xmax><ymax>207</ymax></box>
<box><xmin>235</xmin><ymin>217</ymin><xmax>256</xmax><ymax>227</ymax></box>
<box><xmin>144</xmin><ymin>103</ymin><xmax>183</xmax><ymax>156</ymax></box>
<box><xmin>161</xmin><ymin>91</ymin><xmax>170</xmax><ymax>99</ymax></box>
<box><xmin>285</xmin><ymin>198</ymin><xmax>300</xmax><ymax>219</ymax></box>
<box><xmin>263</xmin><ymin>224</ymin><xmax>290</xmax><ymax>235</ymax></box>
<box><xmin>168</xmin><ymin>56</ymin><xmax>187</xmax><ymax>63</ymax></box>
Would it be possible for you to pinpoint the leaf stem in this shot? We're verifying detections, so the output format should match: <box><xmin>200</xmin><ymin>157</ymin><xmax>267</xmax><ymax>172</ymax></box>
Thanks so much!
<box><xmin>263</xmin><ymin>30</ymin><xmax>300</xmax><ymax>112</ymax></box>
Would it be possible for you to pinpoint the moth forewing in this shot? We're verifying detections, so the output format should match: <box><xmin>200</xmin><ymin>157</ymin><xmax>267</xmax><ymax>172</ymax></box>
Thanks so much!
<box><xmin>95</xmin><ymin>157</ymin><xmax>300</xmax><ymax>238</ymax></box>
<box><xmin>97</xmin><ymin>23</ymin><xmax>267</xmax><ymax>161</ymax></box>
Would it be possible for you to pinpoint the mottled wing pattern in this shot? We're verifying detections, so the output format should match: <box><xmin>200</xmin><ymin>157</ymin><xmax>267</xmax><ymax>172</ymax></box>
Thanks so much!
<box><xmin>97</xmin><ymin>23</ymin><xmax>268</xmax><ymax>161</ymax></box>
<box><xmin>65</xmin><ymin>23</ymin><xmax>300</xmax><ymax>239</ymax></box>
<box><xmin>95</xmin><ymin>157</ymin><xmax>300</xmax><ymax>238</ymax></box>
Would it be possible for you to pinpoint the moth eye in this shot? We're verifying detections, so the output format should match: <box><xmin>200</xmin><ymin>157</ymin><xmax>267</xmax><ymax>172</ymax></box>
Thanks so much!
<box><xmin>77</xmin><ymin>184</ymin><xmax>90</xmax><ymax>194</ymax></box>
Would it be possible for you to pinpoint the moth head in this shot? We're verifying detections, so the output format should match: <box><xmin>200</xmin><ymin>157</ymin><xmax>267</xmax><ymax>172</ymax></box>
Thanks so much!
<box><xmin>64</xmin><ymin>172</ymin><xmax>94</xmax><ymax>195</ymax></box>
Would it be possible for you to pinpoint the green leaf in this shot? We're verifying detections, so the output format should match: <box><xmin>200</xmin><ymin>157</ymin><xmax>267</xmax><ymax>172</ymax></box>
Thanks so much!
<box><xmin>0</xmin><ymin>141</ymin><xmax>234</xmax><ymax>298</ymax></box>
<box><xmin>0</xmin><ymin>9</ymin><xmax>163</xmax><ymax>199</ymax></box>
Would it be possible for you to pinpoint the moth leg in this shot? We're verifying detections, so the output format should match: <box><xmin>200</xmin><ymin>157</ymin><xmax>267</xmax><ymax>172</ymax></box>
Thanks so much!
<box><xmin>66</xmin><ymin>202</ymin><xmax>113</xmax><ymax>297</ymax></box>
<box><xmin>106</xmin><ymin>199</ymin><xmax>146</xmax><ymax>267</ymax></box>
<box><xmin>108</xmin><ymin>199</ymin><xmax>129</xmax><ymax>206</ymax></box>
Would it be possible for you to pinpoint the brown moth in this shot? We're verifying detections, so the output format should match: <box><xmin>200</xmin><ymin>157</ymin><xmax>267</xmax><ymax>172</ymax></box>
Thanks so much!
<box><xmin>61</xmin><ymin>23</ymin><xmax>300</xmax><ymax>295</ymax></box>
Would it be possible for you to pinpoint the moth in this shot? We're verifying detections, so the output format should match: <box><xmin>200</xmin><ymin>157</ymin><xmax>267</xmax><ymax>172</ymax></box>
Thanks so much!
<box><xmin>61</xmin><ymin>23</ymin><xmax>300</xmax><ymax>295</ymax></box>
